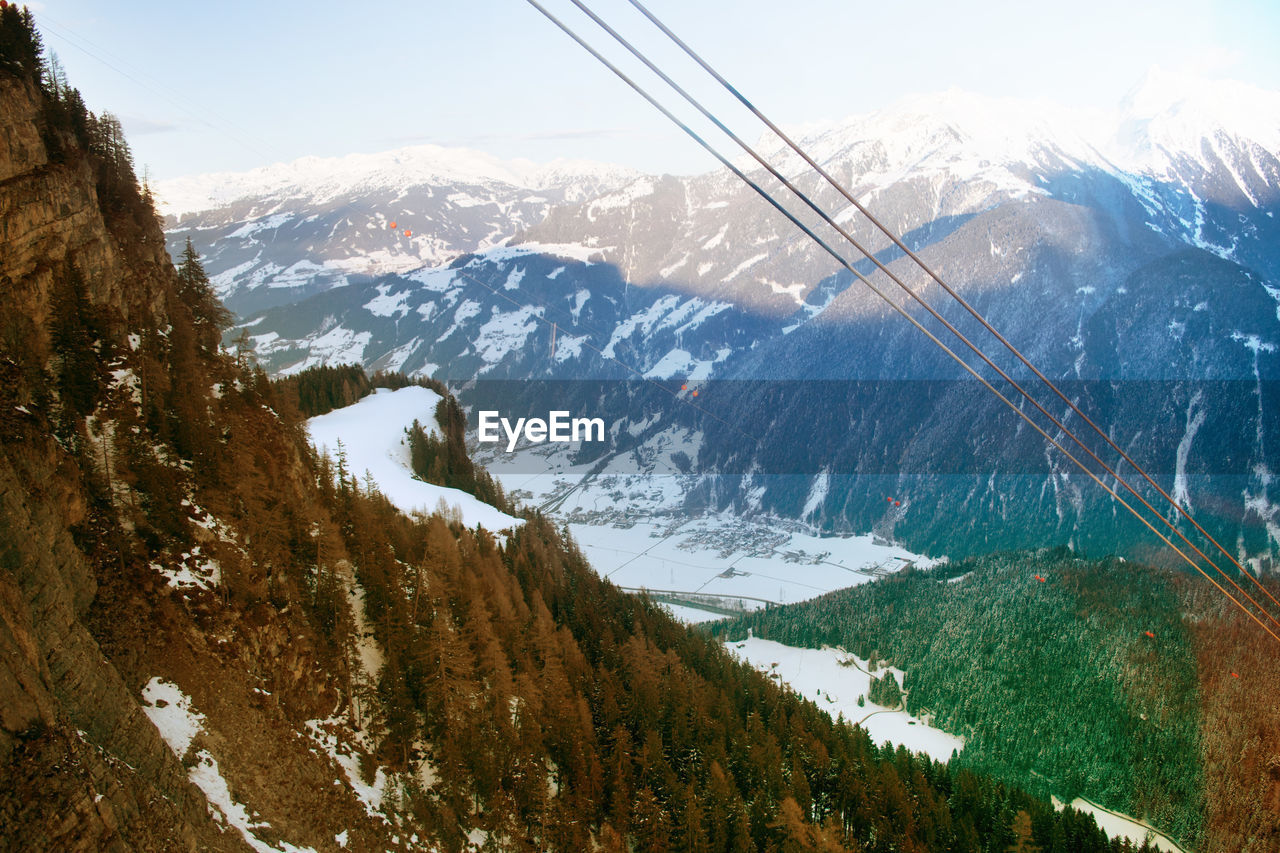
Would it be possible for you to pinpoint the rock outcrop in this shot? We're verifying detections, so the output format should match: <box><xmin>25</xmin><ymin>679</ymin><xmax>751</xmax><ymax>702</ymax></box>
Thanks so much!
<box><xmin>0</xmin><ymin>72</ymin><xmax>242</xmax><ymax>850</ymax></box>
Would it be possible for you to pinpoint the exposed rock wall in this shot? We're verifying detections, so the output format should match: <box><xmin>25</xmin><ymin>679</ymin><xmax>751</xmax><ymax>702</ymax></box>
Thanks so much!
<box><xmin>0</xmin><ymin>70</ymin><xmax>243</xmax><ymax>851</ymax></box>
<box><xmin>0</xmin><ymin>76</ymin><xmax>171</xmax><ymax>363</ymax></box>
<box><xmin>1</xmin><ymin>67</ymin><xmax>409</xmax><ymax>852</ymax></box>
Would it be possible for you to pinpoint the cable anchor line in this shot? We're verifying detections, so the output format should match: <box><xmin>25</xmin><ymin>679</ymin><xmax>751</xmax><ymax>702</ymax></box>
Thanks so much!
<box><xmin>522</xmin><ymin>0</ymin><xmax>1280</xmax><ymax>643</ymax></box>
<box><xmin>621</xmin><ymin>0</ymin><xmax>1280</xmax><ymax>616</ymax></box>
<box><xmin>562</xmin><ymin>0</ymin><xmax>1280</xmax><ymax>632</ymax></box>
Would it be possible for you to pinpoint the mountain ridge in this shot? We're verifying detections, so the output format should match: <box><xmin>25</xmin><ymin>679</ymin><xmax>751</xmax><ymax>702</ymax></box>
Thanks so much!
<box><xmin>156</xmin><ymin>143</ymin><xmax>640</xmax><ymax>219</ymax></box>
<box><xmin>165</xmin><ymin>68</ymin><xmax>1280</xmax><ymax>568</ymax></box>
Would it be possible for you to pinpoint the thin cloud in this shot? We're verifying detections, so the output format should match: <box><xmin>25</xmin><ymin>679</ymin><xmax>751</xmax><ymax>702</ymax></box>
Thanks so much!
<box><xmin>121</xmin><ymin>114</ymin><xmax>181</xmax><ymax>135</ymax></box>
<box><xmin>517</xmin><ymin>127</ymin><xmax>630</xmax><ymax>142</ymax></box>
<box><xmin>1182</xmin><ymin>45</ymin><xmax>1244</xmax><ymax>77</ymax></box>
<box><xmin>374</xmin><ymin>127</ymin><xmax>632</xmax><ymax>148</ymax></box>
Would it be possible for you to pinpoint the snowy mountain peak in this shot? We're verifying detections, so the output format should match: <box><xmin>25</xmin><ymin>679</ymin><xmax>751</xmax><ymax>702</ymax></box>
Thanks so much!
<box><xmin>827</xmin><ymin>88</ymin><xmax>1102</xmax><ymax>163</ymax></box>
<box><xmin>754</xmin><ymin>88</ymin><xmax>1107</xmax><ymax>205</ymax></box>
<box><xmin>746</xmin><ymin>73</ymin><xmax>1280</xmax><ymax>204</ymax></box>
<box><xmin>155</xmin><ymin>144</ymin><xmax>638</xmax><ymax>218</ymax></box>
<box><xmin>1112</xmin><ymin>67</ymin><xmax>1280</xmax><ymax>171</ymax></box>
<box><xmin>1120</xmin><ymin>66</ymin><xmax>1277</xmax><ymax>124</ymax></box>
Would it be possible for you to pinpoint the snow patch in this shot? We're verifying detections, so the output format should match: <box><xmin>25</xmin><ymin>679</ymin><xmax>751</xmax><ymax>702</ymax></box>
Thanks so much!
<box><xmin>701</xmin><ymin>223</ymin><xmax>728</xmax><ymax>250</ymax></box>
<box><xmin>141</xmin><ymin>679</ymin><xmax>316</xmax><ymax>853</ymax></box>
<box><xmin>729</xmin><ymin>637</ymin><xmax>964</xmax><ymax>763</ymax></box>
<box><xmin>503</xmin><ymin>266</ymin><xmax>526</xmax><ymax>291</ymax></box>
<box><xmin>304</xmin><ymin>718</ymin><xmax>389</xmax><ymax>821</ymax></box>
<box><xmin>722</xmin><ymin>252</ymin><xmax>769</xmax><ymax>282</ymax></box>
<box><xmin>1171</xmin><ymin>390</ymin><xmax>1206</xmax><ymax>512</ymax></box>
<box><xmin>802</xmin><ymin>470</ymin><xmax>830</xmax><ymax>520</ymax></box>
<box><xmin>307</xmin><ymin>388</ymin><xmax>521</xmax><ymax>531</ymax></box>
<box><xmin>363</xmin><ymin>283</ymin><xmax>411</xmax><ymax>318</ymax></box>
<box><xmin>140</xmin><ymin>678</ymin><xmax>204</xmax><ymax>758</ymax></box>
<box><xmin>151</xmin><ymin>544</ymin><xmax>221</xmax><ymax>592</ymax></box>
<box><xmin>475</xmin><ymin>305</ymin><xmax>542</xmax><ymax>366</ymax></box>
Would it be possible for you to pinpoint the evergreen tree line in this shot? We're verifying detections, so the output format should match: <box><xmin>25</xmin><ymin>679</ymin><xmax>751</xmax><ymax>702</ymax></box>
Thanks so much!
<box><xmin>272</xmin><ymin>362</ymin><xmax>453</xmax><ymax>420</ymax></box>
<box><xmin>867</xmin><ymin>671</ymin><xmax>902</xmax><ymax>709</ymax></box>
<box><xmin>274</xmin><ymin>363</ymin><xmax>375</xmax><ymax>418</ymax></box>
<box><xmin>407</xmin><ymin>394</ymin><xmax>510</xmax><ymax>513</ymax></box>
<box><xmin>1185</xmin><ymin>580</ymin><xmax>1280</xmax><ymax>852</ymax></box>
<box><xmin>1</xmin><ymin>5</ymin><xmax>156</xmax><ymax>232</ymax></box>
<box><xmin>0</xmin><ymin>2</ymin><xmax>40</xmax><ymax>81</ymax></box>
<box><xmin>712</xmin><ymin>549</ymin><xmax>1205</xmax><ymax>848</ymax></box>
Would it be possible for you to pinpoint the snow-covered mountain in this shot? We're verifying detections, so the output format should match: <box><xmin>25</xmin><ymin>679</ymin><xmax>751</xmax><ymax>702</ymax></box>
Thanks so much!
<box><xmin>159</xmin><ymin>143</ymin><xmax>640</xmax><ymax>217</ymax></box>
<box><xmin>164</xmin><ymin>72</ymin><xmax>1280</xmax><ymax>568</ymax></box>
<box><xmin>156</xmin><ymin>145</ymin><xmax>637</xmax><ymax>314</ymax></box>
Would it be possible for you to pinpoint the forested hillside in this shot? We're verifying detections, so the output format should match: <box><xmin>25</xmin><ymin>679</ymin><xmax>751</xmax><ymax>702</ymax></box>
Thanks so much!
<box><xmin>0</xmin><ymin>8</ymin><xmax>1153</xmax><ymax>850</ymax></box>
<box><xmin>714</xmin><ymin>549</ymin><xmax>1280</xmax><ymax>851</ymax></box>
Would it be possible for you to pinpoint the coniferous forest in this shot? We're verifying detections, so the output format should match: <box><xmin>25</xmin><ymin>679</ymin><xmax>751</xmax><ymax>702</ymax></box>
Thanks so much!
<box><xmin>713</xmin><ymin>550</ymin><xmax>1280</xmax><ymax>851</ymax></box>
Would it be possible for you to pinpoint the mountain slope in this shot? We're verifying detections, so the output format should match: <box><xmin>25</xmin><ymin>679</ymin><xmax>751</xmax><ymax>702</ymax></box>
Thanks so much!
<box><xmin>713</xmin><ymin>551</ymin><xmax>1203</xmax><ymax>844</ymax></box>
<box><xmin>157</xmin><ymin>146</ymin><xmax>637</xmax><ymax>316</ymax></box>
<box><xmin>1</xmin><ymin>15</ymin><xmax>1145</xmax><ymax>851</ymax></box>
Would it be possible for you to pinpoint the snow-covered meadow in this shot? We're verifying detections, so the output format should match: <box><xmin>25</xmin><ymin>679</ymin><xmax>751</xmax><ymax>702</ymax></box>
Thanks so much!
<box><xmin>725</xmin><ymin>636</ymin><xmax>964</xmax><ymax>764</ymax></box>
<box><xmin>306</xmin><ymin>387</ymin><xmax>521</xmax><ymax>532</ymax></box>
<box><xmin>571</xmin><ymin>516</ymin><xmax>925</xmax><ymax>612</ymax></box>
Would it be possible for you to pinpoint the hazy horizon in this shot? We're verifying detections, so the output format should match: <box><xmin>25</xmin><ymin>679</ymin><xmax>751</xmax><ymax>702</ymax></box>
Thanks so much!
<box><xmin>35</xmin><ymin>0</ymin><xmax>1280</xmax><ymax>182</ymax></box>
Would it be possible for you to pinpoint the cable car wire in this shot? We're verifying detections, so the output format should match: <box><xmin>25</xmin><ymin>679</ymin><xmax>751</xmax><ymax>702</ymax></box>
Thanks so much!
<box><xmin>522</xmin><ymin>0</ymin><xmax>1280</xmax><ymax>644</ymax></box>
<box><xmin>560</xmin><ymin>0</ymin><xmax>1280</xmax><ymax>631</ymax></box>
<box><xmin>621</xmin><ymin>0</ymin><xmax>1280</xmax><ymax>616</ymax></box>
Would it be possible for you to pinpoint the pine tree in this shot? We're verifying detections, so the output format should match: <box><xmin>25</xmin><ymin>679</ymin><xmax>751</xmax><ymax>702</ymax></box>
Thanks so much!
<box><xmin>176</xmin><ymin>238</ymin><xmax>232</xmax><ymax>351</ymax></box>
<box><xmin>42</xmin><ymin>49</ymin><xmax>66</xmax><ymax>97</ymax></box>
<box><xmin>0</xmin><ymin>4</ymin><xmax>44</xmax><ymax>81</ymax></box>
<box><xmin>48</xmin><ymin>261</ymin><xmax>104</xmax><ymax>422</ymax></box>
<box><xmin>1007</xmin><ymin>809</ymin><xmax>1042</xmax><ymax>852</ymax></box>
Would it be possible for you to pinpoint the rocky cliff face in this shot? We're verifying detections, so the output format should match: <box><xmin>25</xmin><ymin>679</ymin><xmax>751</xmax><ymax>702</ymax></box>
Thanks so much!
<box><xmin>0</xmin><ymin>75</ymin><xmax>171</xmax><ymax>354</ymax></box>
<box><xmin>0</xmin><ymin>62</ymin><xmax>413</xmax><ymax>852</ymax></box>
<box><xmin>0</xmin><ymin>72</ymin><xmax>238</xmax><ymax>851</ymax></box>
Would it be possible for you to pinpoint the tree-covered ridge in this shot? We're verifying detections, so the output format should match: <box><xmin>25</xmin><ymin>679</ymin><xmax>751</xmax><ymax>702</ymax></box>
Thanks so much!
<box><xmin>1187</xmin><ymin>581</ymin><xmax>1280</xmax><ymax>852</ymax></box>
<box><xmin>406</xmin><ymin>393</ymin><xmax>511</xmax><ymax>513</ymax></box>
<box><xmin>270</xmin><ymin>363</ymin><xmax>512</xmax><ymax>511</ymax></box>
<box><xmin>270</xmin><ymin>362</ymin><xmax>454</xmax><ymax>419</ymax></box>
<box><xmin>1</xmin><ymin>3</ymin><xmax>155</xmax><ymax>231</ymax></box>
<box><xmin>323</xmin><ymin>477</ymin><xmax>1142</xmax><ymax>851</ymax></box>
<box><xmin>713</xmin><ymin>549</ymin><xmax>1204</xmax><ymax>848</ymax></box>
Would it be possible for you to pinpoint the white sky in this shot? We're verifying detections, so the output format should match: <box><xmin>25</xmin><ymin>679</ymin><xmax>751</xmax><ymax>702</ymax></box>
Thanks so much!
<box><xmin>32</xmin><ymin>0</ymin><xmax>1280</xmax><ymax>181</ymax></box>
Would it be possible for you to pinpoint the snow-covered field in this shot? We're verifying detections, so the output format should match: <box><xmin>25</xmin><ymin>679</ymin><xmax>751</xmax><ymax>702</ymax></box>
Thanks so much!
<box><xmin>478</xmin><ymin>428</ymin><xmax>937</xmax><ymax>618</ymax></box>
<box><xmin>1053</xmin><ymin>796</ymin><xmax>1187</xmax><ymax>853</ymax></box>
<box><xmin>660</xmin><ymin>602</ymin><xmax>725</xmax><ymax>624</ymax></box>
<box><xmin>726</xmin><ymin>637</ymin><xmax>965</xmax><ymax>763</ymax></box>
<box><xmin>573</xmin><ymin>516</ymin><xmax>923</xmax><ymax>612</ymax></box>
<box><xmin>307</xmin><ymin>387</ymin><xmax>521</xmax><ymax>531</ymax></box>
